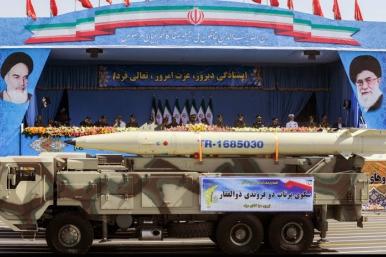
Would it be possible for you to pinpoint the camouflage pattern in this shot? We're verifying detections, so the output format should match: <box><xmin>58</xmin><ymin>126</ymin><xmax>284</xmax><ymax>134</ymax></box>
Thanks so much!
<box><xmin>0</xmin><ymin>153</ymin><xmax>367</xmax><ymax>231</ymax></box>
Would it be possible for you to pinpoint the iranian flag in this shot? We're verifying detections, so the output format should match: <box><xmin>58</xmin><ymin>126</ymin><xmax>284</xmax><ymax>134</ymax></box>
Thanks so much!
<box><xmin>312</xmin><ymin>0</ymin><xmax>323</xmax><ymax>17</ymax></box>
<box><xmin>150</xmin><ymin>96</ymin><xmax>157</xmax><ymax>121</ymax></box>
<box><xmin>50</xmin><ymin>0</ymin><xmax>58</xmax><ymax>17</ymax></box>
<box><xmin>78</xmin><ymin>0</ymin><xmax>93</xmax><ymax>9</ymax></box>
<box><xmin>332</xmin><ymin>0</ymin><xmax>341</xmax><ymax>20</ymax></box>
<box><xmin>287</xmin><ymin>0</ymin><xmax>294</xmax><ymax>10</ymax></box>
<box><xmin>163</xmin><ymin>99</ymin><xmax>172</xmax><ymax>125</ymax></box>
<box><xmin>180</xmin><ymin>100</ymin><xmax>189</xmax><ymax>125</ymax></box>
<box><xmin>197</xmin><ymin>98</ymin><xmax>206</xmax><ymax>123</ymax></box>
<box><xmin>205</xmin><ymin>98</ymin><xmax>214</xmax><ymax>125</ymax></box>
<box><xmin>26</xmin><ymin>0</ymin><xmax>37</xmax><ymax>20</ymax></box>
<box><xmin>172</xmin><ymin>98</ymin><xmax>181</xmax><ymax>125</ymax></box>
<box><xmin>156</xmin><ymin>100</ymin><xmax>163</xmax><ymax>125</ymax></box>
<box><xmin>270</xmin><ymin>0</ymin><xmax>279</xmax><ymax>7</ymax></box>
<box><xmin>355</xmin><ymin>0</ymin><xmax>363</xmax><ymax>21</ymax></box>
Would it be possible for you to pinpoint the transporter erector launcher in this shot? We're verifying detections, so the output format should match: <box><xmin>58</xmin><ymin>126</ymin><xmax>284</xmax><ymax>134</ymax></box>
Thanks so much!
<box><xmin>66</xmin><ymin>128</ymin><xmax>386</xmax><ymax>157</ymax></box>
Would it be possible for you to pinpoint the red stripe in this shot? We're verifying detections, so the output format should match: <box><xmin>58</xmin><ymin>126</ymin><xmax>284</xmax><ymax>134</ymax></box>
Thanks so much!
<box><xmin>285</xmin><ymin>181</ymin><xmax>312</xmax><ymax>191</ymax></box>
<box><xmin>25</xmin><ymin>35</ymin><xmax>93</xmax><ymax>44</ymax></box>
<box><xmin>297</xmin><ymin>36</ymin><xmax>360</xmax><ymax>46</ymax></box>
<box><xmin>76</xmin><ymin>30</ymin><xmax>114</xmax><ymax>37</ymax></box>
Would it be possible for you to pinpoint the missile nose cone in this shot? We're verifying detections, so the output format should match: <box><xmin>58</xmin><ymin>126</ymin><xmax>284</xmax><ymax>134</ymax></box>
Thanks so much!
<box><xmin>65</xmin><ymin>139</ymin><xmax>76</xmax><ymax>146</ymax></box>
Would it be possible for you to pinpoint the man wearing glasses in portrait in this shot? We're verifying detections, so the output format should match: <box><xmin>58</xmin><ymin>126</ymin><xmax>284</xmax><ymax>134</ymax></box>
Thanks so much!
<box><xmin>349</xmin><ymin>55</ymin><xmax>383</xmax><ymax>112</ymax></box>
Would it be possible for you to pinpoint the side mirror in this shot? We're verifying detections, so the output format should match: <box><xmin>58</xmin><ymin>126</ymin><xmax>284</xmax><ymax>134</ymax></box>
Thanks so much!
<box><xmin>6</xmin><ymin>166</ymin><xmax>17</xmax><ymax>187</ymax></box>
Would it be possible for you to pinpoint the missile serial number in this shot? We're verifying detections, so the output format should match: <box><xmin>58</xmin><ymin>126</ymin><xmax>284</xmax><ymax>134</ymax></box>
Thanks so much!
<box><xmin>203</xmin><ymin>140</ymin><xmax>264</xmax><ymax>148</ymax></box>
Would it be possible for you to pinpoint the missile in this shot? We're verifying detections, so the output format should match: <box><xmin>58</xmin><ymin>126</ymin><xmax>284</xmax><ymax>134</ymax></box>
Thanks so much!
<box><xmin>65</xmin><ymin>129</ymin><xmax>386</xmax><ymax>157</ymax></box>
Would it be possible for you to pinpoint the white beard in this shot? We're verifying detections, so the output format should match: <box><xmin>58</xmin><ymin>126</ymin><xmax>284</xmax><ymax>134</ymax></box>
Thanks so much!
<box><xmin>3</xmin><ymin>90</ymin><xmax>28</xmax><ymax>104</ymax></box>
<box><xmin>358</xmin><ymin>86</ymin><xmax>383</xmax><ymax>112</ymax></box>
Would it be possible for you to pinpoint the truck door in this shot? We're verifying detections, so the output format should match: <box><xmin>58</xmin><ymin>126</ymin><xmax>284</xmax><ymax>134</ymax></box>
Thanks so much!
<box><xmin>0</xmin><ymin>163</ymin><xmax>46</xmax><ymax>222</ymax></box>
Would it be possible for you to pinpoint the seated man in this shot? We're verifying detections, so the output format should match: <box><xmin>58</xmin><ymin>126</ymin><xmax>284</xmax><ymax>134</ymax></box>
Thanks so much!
<box><xmin>34</xmin><ymin>115</ymin><xmax>44</xmax><ymax>127</ymax></box>
<box><xmin>94</xmin><ymin>115</ymin><xmax>109</xmax><ymax>127</ymax></box>
<box><xmin>333</xmin><ymin>117</ymin><xmax>346</xmax><ymax>129</ymax></box>
<box><xmin>252</xmin><ymin>115</ymin><xmax>264</xmax><ymax>128</ymax></box>
<box><xmin>234</xmin><ymin>113</ymin><xmax>246</xmax><ymax>128</ymax></box>
<box><xmin>80</xmin><ymin>116</ymin><xmax>93</xmax><ymax>127</ymax></box>
<box><xmin>215</xmin><ymin>114</ymin><xmax>225</xmax><ymax>127</ymax></box>
<box><xmin>188</xmin><ymin>114</ymin><xmax>197</xmax><ymax>124</ymax></box>
<box><xmin>113</xmin><ymin>115</ymin><xmax>126</xmax><ymax>128</ymax></box>
<box><xmin>270</xmin><ymin>117</ymin><xmax>280</xmax><ymax>128</ymax></box>
<box><xmin>285</xmin><ymin>114</ymin><xmax>298</xmax><ymax>128</ymax></box>
<box><xmin>126</xmin><ymin>114</ymin><xmax>139</xmax><ymax>128</ymax></box>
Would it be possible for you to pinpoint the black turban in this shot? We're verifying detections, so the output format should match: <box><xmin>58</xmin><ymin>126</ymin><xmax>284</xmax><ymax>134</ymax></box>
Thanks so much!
<box><xmin>1</xmin><ymin>52</ymin><xmax>33</xmax><ymax>79</ymax></box>
<box><xmin>349</xmin><ymin>55</ymin><xmax>382</xmax><ymax>83</ymax></box>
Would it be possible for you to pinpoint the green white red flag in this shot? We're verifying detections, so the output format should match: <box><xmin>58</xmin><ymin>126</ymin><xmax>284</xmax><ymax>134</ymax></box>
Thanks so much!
<box><xmin>79</xmin><ymin>0</ymin><xmax>93</xmax><ymax>9</ymax></box>
<box><xmin>50</xmin><ymin>0</ymin><xmax>58</xmax><ymax>17</ymax></box>
<box><xmin>333</xmin><ymin>0</ymin><xmax>341</xmax><ymax>20</ymax></box>
<box><xmin>355</xmin><ymin>0</ymin><xmax>363</xmax><ymax>21</ymax></box>
<box><xmin>26</xmin><ymin>0</ymin><xmax>36</xmax><ymax>20</ymax></box>
<box><xmin>313</xmin><ymin>0</ymin><xmax>323</xmax><ymax>17</ymax></box>
<box><xmin>287</xmin><ymin>0</ymin><xmax>294</xmax><ymax>10</ymax></box>
<box><xmin>270</xmin><ymin>0</ymin><xmax>279</xmax><ymax>7</ymax></box>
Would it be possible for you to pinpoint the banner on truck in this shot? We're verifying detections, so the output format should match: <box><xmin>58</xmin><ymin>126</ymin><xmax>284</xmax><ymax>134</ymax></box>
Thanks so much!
<box><xmin>200</xmin><ymin>177</ymin><xmax>314</xmax><ymax>212</ymax></box>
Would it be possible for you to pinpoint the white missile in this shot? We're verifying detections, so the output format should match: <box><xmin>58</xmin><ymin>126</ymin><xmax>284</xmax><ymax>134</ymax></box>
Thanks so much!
<box><xmin>65</xmin><ymin>129</ymin><xmax>386</xmax><ymax>157</ymax></box>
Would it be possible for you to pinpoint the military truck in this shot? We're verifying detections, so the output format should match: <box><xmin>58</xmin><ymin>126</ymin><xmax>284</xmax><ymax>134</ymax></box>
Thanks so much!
<box><xmin>0</xmin><ymin>145</ymin><xmax>368</xmax><ymax>255</ymax></box>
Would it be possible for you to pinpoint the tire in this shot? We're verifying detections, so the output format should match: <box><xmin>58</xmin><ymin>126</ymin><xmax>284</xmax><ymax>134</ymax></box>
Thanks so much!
<box><xmin>46</xmin><ymin>212</ymin><xmax>94</xmax><ymax>255</ymax></box>
<box><xmin>268</xmin><ymin>214</ymin><xmax>314</xmax><ymax>254</ymax></box>
<box><xmin>215</xmin><ymin>214</ymin><xmax>264</xmax><ymax>255</ymax></box>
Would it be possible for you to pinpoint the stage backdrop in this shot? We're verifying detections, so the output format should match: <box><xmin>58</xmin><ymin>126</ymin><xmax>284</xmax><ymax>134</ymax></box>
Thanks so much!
<box><xmin>0</xmin><ymin>49</ymin><xmax>50</xmax><ymax>156</ymax></box>
<box><xmin>339</xmin><ymin>52</ymin><xmax>386</xmax><ymax>129</ymax></box>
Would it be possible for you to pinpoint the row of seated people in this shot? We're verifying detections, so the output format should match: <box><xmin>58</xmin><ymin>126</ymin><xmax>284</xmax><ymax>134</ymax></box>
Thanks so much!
<box><xmin>34</xmin><ymin>112</ymin><xmax>346</xmax><ymax>130</ymax></box>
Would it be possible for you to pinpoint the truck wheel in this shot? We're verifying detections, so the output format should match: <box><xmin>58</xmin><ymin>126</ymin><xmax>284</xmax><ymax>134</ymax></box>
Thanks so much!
<box><xmin>268</xmin><ymin>214</ymin><xmax>314</xmax><ymax>254</ymax></box>
<box><xmin>46</xmin><ymin>212</ymin><xmax>94</xmax><ymax>255</ymax></box>
<box><xmin>216</xmin><ymin>214</ymin><xmax>263</xmax><ymax>255</ymax></box>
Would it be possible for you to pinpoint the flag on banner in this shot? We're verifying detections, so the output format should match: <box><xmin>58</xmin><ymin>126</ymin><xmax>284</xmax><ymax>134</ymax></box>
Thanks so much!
<box><xmin>163</xmin><ymin>99</ymin><xmax>172</xmax><ymax>125</ymax></box>
<box><xmin>172</xmin><ymin>98</ymin><xmax>181</xmax><ymax>125</ymax></box>
<box><xmin>124</xmin><ymin>0</ymin><xmax>130</xmax><ymax>7</ymax></box>
<box><xmin>150</xmin><ymin>96</ymin><xmax>157</xmax><ymax>121</ymax></box>
<box><xmin>252</xmin><ymin>0</ymin><xmax>262</xmax><ymax>3</ymax></box>
<box><xmin>270</xmin><ymin>0</ymin><xmax>279</xmax><ymax>7</ymax></box>
<box><xmin>180</xmin><ymin>100</ymin><xmax>189</xmax><ymax>125</ymax></box>
<box><xmin>78</xmin><ymin>0</ymin><xmax>93</xmax><ymax>9</ymax></box>
<box><xmin>287</xmin><ymin>0</ymin><xmax>294</xmax><ymax>10</ymax></box>
<box><xmin>354</xmin><ymin>0</ymin><xmax>363</xmax><ymax>21</ymax></box>
<box><xmin>26</xmin><ymin>0</ymin><xmax>37</xmax><ymax>20</ymax></box>
<box><xmin>106</xmin><ymin>0</ymin><xmax>112</xmax><ymax>4</ymax></box>
<box><xmin>197</xmin><ymin>98</ymin><xmax>206</xmax><ymax>123</ymax></box>
<box><xmin>156</xmin><ymin>100</ymin><xmax>163</xmax><ymax>125</ymax></box>
<box><xmin>332</xmin><ymin>0</ymin><xmax>341</xmax><ymax>20</ymax></box>
<box><xmin>50</xmin><ymin>0</ymin><xmax>58</xmax><ymax>16</ymax></box>
<box><xmin>205</xmin><ymin>98</ymin><xmax>214</xmax><ymax>125</ymax></box>
<box><xmin>312</xmin><ymin>0</ymin><xmax>323</xmax><ymax>17</ymax></box>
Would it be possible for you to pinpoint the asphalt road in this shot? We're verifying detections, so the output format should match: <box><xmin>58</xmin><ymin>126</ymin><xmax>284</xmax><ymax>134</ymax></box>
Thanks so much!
<box><xmin>0</xmin><ymin>211</ymin><xmax>385</xmax><ymax>255</ymax></box>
